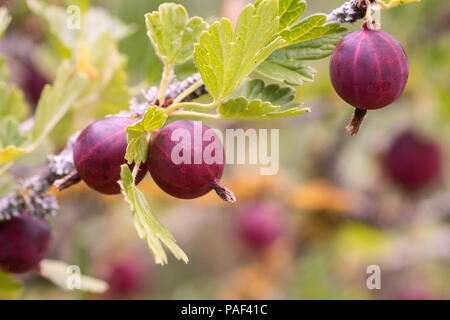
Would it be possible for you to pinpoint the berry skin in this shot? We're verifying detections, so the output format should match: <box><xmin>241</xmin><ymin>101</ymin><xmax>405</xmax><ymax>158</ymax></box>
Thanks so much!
<box><xmin>237</xmin><ymin>201</ymin><xmax>284</xmax><ymax>248</ymax></box>
<box><xmin>330</xmin><ymin>27</ymin><xmax>409</xmax><ymax>110</ymax></box>
<box><xmin>73</xmin><ymin>117</ymin><xmax>147</xmax><ymax>195</ymax></box>
<box><xmin>0</xmin><ymin>212</ymin><xmax>51</xmax><ymax>273</ymax></box>
<box><xmin>384</xmin><ymin>130</ymin><xmax>441</xmax><ymax>191</ymax></box>
<box><xmin>148</xmin><ymin>120</ymin><xmax>234</xmax><ymax>201</ymax></box>
<box><xmin>107</xmin><ymin>257</ymin><xmax>147</xmax><ymax>298</ymax></box>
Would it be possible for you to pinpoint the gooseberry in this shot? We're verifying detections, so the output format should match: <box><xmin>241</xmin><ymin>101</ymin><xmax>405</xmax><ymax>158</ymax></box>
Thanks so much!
<box><xmin>237</xmin><ymin>201</ymin><xmax>284</xmax><ymax>248</ymax></box>
<box><xmin>0</xmin><ymin>212</ymin><xmax>51</xmax><ymax>273</ymax></box>
<box><xmin>384</xmin><ymin>130</ymin><xmax>441</xmax><ymax>191</ymax></box>
<box><xmin>330</xmin><ymin>25</ymin><xmax>409</xmax><ymax>134</ymax></box>
<box><xmin>73</xmin><ymin>117</ymin><xmax>147</xmax><ymax>195</ymax></box>
<box><xmin>147</xmin><ymin>120</ymin><xmax>235</xmax><ymax>202</ymax></box>
<box><xmin>107</xmin><ymin>256</ymin><xmax>147</xmax><ymax>298</ymax></box>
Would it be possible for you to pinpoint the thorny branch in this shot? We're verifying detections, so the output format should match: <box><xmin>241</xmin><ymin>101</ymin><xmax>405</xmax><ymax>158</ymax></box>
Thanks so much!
<box><xmin>0</xmin><ymin>0</ymin><xmax>372</xmax><ymax>221</ymax></box>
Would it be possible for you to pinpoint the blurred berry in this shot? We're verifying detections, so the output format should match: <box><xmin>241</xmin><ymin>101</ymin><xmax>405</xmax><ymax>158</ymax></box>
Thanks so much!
<box><xmin>237</xmin><ymin>201</ymin><xmax>285</xmax><ymax>248</ymax></box>
<box><xmin>107</xmin><ymin>257</ymin><xmax>148</xmax><ymax>298</ymax></box>
<box><xmin>384</xmin><ymin>130</ymin><xmax>442</xmax><ymax>191</ymax></box>
<box><xmin>0</xmin><ymin>211</ymin><xmax>51</xmax><ymax>273</ymax></box>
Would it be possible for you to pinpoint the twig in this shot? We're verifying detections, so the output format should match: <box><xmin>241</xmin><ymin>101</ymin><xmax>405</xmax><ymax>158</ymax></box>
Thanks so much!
<box><xmin>326</xmin><ymin>0</ymin><xmax>374</xmax><ymax>23</ymax></box>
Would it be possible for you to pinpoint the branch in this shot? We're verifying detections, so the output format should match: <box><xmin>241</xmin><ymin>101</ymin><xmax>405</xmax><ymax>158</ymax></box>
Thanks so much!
<box><xmin>326</xmin><ymin>0</ymin><xmax>373</xmax><ymax>23</ymax></box>
<box><xmin>0</xmin><ymin>76</ymin><xmax>208</xmax><ymax>221</ymax></box>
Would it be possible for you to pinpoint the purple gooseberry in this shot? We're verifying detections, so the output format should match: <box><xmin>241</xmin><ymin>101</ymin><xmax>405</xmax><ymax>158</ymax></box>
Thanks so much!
<box><xmin>384</xmin><ymin>130</ymin><xmax>441</xmax><ymax>191</ymax></box>
<box><xmin>147</xmin><ymin>120</ymin><xmax>235</xmax><ymax>202</ymax></box>
<box><xmin>237</xmin><ymin>201</ymin><xmax>284</xmax><ymax>248</ymax></box>
<box><xmin>330</xmin><ymin>25</ymin><xmax>409</xmax><ymax>134</ymax></box>
<box><xmin>73</xmin><ymin>117</ymin><xmax>147</xmax><ymax>195</ymax></box>
<box><xmin>107</xmin><ymin>257</ymin><xmax>147</xmax><ymax>298</ymax></box>
<box><xmin>0</xmin><ymin>212</ymin><xmax>51</xmax><ymax>273</ymax></box>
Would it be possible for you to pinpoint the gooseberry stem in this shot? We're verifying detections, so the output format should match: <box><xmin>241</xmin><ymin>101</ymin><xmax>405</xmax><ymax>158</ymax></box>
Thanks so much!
<box><xmin>212</xmin><ymin>180</ymin><xmax>236</xmax><ymax>203</ymax></box>
<box><xmin>346</xmin><ymin>108</ymin><xmax>367</xmax><ymax>136</ymax></box>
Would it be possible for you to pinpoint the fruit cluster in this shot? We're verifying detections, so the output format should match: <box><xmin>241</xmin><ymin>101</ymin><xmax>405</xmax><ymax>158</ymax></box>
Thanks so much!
<box><xmin>73</xmin><ymin>118</ymin><xmax>233</xmax><ymax>201</ymax></box>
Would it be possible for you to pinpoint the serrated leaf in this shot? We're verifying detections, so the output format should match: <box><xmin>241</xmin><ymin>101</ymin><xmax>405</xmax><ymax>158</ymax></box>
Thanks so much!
<box><xmin>0</xmin><ymin>270</ymin><xmax>22</xmax><ymax>300</ymax></box>
<box><xmin>194</xmin><ymin>0</ymin><xmax>285</xmax><ymax>102</ymax></box>
<box><xmin>257</xmin><ymin>59</ymin><xmax>316</xmax><ymax>86</ymax></box>
<box><xmin>231</xmin><ymin>79</ymin><xmax>296</xmax><ymax>107</ymax></box>
<box><xmin>255</xmin><ymin>28</ymin><xmax>346</xmax><ymax>85</ymax></box>
<box><xmin>32</xmin><ymin>61</ymin><xmax>88</xmax><ymax>148</ymax></box>
<box><xmin>40</xmin><ymin>259</ymin><xmax>109</xmax><ymax>293</ymax></box>
<box><xmin>125</xmin><ymin>105</ymin><xmax>167</xmax><ymax>165</ymax></box>
<box><xmin>0</xmin><ymin>8</ymin><xmax>11</xmax><ymax>39</ymax></box>
<box><xmin>119</xmin><ymin>165</ymin><xmax>188</xmax><ymax>265</ymax></box>
<box><xmin>279</xmin><ymin>14</ymin><xmax>344</xmax><ymax>47</ymax></box>
<box><xmin>271</xmin><ymin>28</ymin><xmax>347</xmax><ymax>61</ymax></box>
<box><xmin>218</xmin><ymin>96</ymin><xmax>309</xmax><ymax>119</ymax></box>
<box><xmin>255</xmin><ymin>0</ymin><xmax>306</xmax><ymax>31</ymax></box>
<box><xmin>145</xmin><ymin>3</ymin><xmax>207</xmax><ymax>65</ymax></box>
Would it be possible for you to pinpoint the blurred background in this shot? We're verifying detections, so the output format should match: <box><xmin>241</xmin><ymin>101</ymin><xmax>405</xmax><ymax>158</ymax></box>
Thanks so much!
<box><xmin>0</xmin><ymin>0</ymin><xmax>449</xmax><ymax>299</ymax></box>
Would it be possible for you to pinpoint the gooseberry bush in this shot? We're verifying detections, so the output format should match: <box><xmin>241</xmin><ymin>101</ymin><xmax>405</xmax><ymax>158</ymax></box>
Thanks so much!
<box><xmin>0</xmin><ymin>0</ymin><xmax>421</xmax><ymax>294</ymax></box>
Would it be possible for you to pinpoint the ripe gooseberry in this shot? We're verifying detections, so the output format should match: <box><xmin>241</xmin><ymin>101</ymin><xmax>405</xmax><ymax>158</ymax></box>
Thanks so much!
<box><xmin>0</xmin><ymin>212</ymin><xmax>51</xmax><ymax>273</ymax></box>
<box><xmin>330</xmin><ymin>25</ymin><xmax>409</xmax><ymax>135</ymax></box>
<box><xmin>73</xmin><ymin>117</ymin><xmax>147</xmax><ymax>195</ymax></box>
<box><xmin>147</xmin><ymin>120</ymin><xmax>235</xmax><ymax>202</ymax></box>
<box><xmin>107</xmin><ymin>256</ymin><xmax>148</xmax><ymax>298</ymax></box>
<box><xmin>384</xmin><ymin>130</ymin><xmax>441</xmax><ymax>191</ymax></box>
<box><xmin>237</xmin><ymin>201</ymin><xmax>284</xmax><ymax>248</ymax></box>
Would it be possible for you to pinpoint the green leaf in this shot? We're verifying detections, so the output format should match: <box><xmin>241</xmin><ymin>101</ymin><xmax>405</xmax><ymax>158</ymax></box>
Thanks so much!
<box><xmin>255</xmin><ymin>0</ymin><xmax>306</xmax><ymax>31</ymax></box>
<box><xmin>218</xmin><ymin>96</ymin><xmax>309</xmax><ymax>119</ymax></box>
<box><xmin>0</xmin><ymin>117</ymin><xmax>27</xmax><ymax>148</ymax></box>
<box><xmin>271</xmin><ymin>28</ymin><xmax>347</xmax><ymax>61</ymax></box>
<box><xmin>194</xmin><ymin>0</ymin><xmax>285</xmax><ymax>101</ymax></box>
<box><xmin>32</xmin><ymin>61</ymin><xmax>88</xmax><ymax>148</ymax></box>
<box><xmin>125</xmin><ymin>105</ymin><xmax>167</xmax><ymax>165</ymax></box>
<box><xmin>0</xmin><ymin>83</ymin><xmax>29</xmax><ymax>122</ymax></box>
<box><xmin>27</xmin><ymin>0</ymin><xmax>78</xmax><ymax>51</ymax></box>
<box><xmin>0</xmin><ymin>8</ymin><xmax>11</xmax><ymax>39</ymax></box>
<box><xmin>119</xmin><ymin>165</ymin><xmax>188</xmax><ymax>265</ymax></box>
<box><xmin>255</xmin><ymin>28</ymin><xmax>346</xmax><ymax>85</ymax></box>
<box><xmin>81</xmin><ymin>34</ymin><xmax>132</xmax><ymax>116</ymax></box>
<box><xmin>279</xmin><ymin>14</ymin><xmax>344</xmax><ymax>47</ymax></box>
<box><xmin>145</xmin><ymin>3</ymin><xmax>208</xmax><ymax>65</ymax></box>
<box><xmin>231</xmin><ymin>79</ymin><xmax>296</xmax><ymax>107</ymax></box>
<box><xmin>0</xmin><ymin>117</ymin><xmax>28</xmax><ymax>165</ymax></box>
<box><xmin>40</xmin><ymin>259</ymin><xmax>109</xmax><ymax>293</ymax></box>
<box><xmin>0</xmin><ymin>270</ymin><xmax>22</xmax><ymax>300</ymax></box>
<box><xmin>256</xmin><ymin>59</ymin><xmax>316</xmax><ymax>86</ymax></box>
